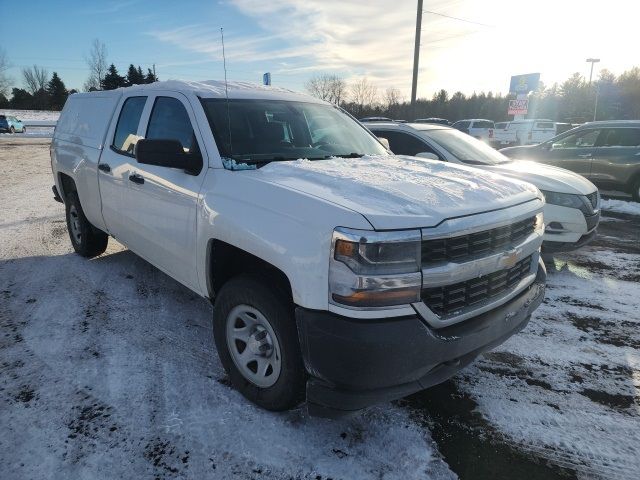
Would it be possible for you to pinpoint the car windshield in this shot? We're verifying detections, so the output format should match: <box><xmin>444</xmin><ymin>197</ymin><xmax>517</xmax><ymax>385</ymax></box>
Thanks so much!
<box><xmin>201</xmin><ymin>99</ymin><xmax>388</xmax><ymax>165</ymax></box>
<box><xmin>422</xmin><ymin>128</ymin><xmax>511</xmax><ymax>165</ymax></box>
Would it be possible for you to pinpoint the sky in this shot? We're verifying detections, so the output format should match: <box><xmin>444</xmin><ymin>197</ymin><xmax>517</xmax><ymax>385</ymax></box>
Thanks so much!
<box><xmin>1</xmin><ymin>0</ymin><xmax>638</xmax><ymax>98</ymax></box>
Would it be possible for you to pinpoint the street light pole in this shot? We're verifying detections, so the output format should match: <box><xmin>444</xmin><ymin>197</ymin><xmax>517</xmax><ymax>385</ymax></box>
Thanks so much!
<box><xmin>410</xmin><ymin>0</ymin><xmax>424</xmax><ymax>118</ymax></box>
<box><xmin>586</xmin><ymin>58</ymin><xmax>600</xmax><ymax>85</ymax></box>
<box><xmin>586</xmin><ymin>58</ymin><xmax>601</xmax><ymax>120</ymax></box>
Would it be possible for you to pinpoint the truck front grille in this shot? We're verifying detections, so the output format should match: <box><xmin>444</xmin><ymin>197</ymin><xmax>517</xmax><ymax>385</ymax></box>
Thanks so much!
<box><xmin>422</xmin><ymin>255</ymin><xmax>533</xmax><ymax>317</ymax></box>
<box><xmin>422</xmin><ymin>216</ymin><xmax>535</xmax><ymax>265</ymax></box>
<box><xmin>585</xmin><ymin>212</ymin><xmax>600</xmax><ymax>231</ymax></box>
<box><xmin>586</xmin><ymin>191</ymin><xmax>599</xmax><ymax>209</ymax></box>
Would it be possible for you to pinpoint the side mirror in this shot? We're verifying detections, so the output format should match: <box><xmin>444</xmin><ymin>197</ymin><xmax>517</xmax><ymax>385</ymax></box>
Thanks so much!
<box><xmin>377</xmin><ymin>137</ymin><xmax>390</xmax><ymax>149</ymax></box>
<box><xmin>136</xmin><ymin>139</ymin><xmax>202</xmax><ymax>175</ymax></box>
<box><xmin>415</xmin><ymin>152</ymin><xmax>439</xmax><ymax>160</ymax></box>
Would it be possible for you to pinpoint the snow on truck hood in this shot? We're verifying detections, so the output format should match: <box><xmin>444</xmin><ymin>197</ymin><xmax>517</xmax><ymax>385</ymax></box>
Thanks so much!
<box><xmin>485</xmin><ymin>160</ymin><xmax>597</xmax><ymax>196</ymax></box>
<box><xmin>256</xmin><ymin>155</ymin><xmax>540</xmax><ymax>230</ymax></box>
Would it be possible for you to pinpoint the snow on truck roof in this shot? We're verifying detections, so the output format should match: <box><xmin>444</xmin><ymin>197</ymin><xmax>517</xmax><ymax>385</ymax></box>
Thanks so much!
<box><xmin>71</xmin><ymin>80</ymin><xmax>325</xmax><ymax>103</ymax></box>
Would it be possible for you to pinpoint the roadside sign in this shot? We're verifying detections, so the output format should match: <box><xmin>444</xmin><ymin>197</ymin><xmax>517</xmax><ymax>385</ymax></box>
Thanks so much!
<box><xmin>508</xmin><ymin>99</ymin><xmax>529</xmax><ymax>115</ymax></box>
<box><xmin>509</xmin><ymin>73</ymin><xmax>540</xmax><ymax>94</ymax></box>
<box><xmin>263</xmin><ymin>72</ymin><xmax>271</xmax><ymax>85</ymax></box>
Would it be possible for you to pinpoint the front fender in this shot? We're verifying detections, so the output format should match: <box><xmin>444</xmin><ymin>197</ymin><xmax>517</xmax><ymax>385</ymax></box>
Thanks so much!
<box><xmin>196</xmin><ymin>169</ymin><xmax>372</xmax><ymax>309</ymax></box>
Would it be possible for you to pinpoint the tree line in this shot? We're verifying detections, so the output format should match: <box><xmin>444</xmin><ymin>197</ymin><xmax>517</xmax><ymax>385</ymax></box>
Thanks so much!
<box><xmin>0</xmin><ymin>40</ymin><xmax>158</xmax><ymax>111</ymax></box>
<box><xmin>307</xmin><ymin>68</ymin><xmax>640</xmax><ymax>123</ymax></box>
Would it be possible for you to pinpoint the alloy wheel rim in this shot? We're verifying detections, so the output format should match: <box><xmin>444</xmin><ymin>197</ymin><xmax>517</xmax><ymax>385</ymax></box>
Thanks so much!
<box><xmin>225</xmin><ymin>304</ymin><xmax>282</xmax><ymax>388</ymax></box>
<box><xmin>69</xmin><ymin>205</ymin><xmax>82</xmax><ymax>244</ymax></box>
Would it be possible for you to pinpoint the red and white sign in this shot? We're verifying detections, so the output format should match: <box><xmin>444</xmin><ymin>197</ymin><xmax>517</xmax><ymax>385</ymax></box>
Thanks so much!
<box><xmin>508</xmin><ymin>99</ymin><xmax>528</xmax><ymax>115</ymax></box>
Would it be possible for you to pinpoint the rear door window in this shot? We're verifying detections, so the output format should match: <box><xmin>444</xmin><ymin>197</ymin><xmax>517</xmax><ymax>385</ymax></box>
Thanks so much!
<box><xmin>112</xmin><ymin>96</ymin><xmax>147</xmax><ymax>155</ymax></box>
<box><xmin>599</xmin><ymin>128</ymin><xmax>640</xmax><ymax>147</ymax></box>
<box><xmin>474</xmin><ymin>121</ymin><xmax>494</xmax><ymax>129</ymax></box>
<box><xmin>535</xmin><ymin>122</ymin><xmax>555</xmax><ymax>129</ymax></box>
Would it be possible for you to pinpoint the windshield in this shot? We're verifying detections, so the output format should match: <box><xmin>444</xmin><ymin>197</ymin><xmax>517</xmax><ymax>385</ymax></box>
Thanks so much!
<box><xmin>423</xmin><ymin>128</ymin><xmax>511</xmax><ymax>165</ymax></box>
<box><xmin>201</xmin><ymin>99</ymin><xmax>388</xmax><ymax>165</ymax></box>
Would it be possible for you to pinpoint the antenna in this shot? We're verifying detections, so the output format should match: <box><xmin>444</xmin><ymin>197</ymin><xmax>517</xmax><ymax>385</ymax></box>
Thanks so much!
<box><xmin>220</xmin><ymin>27</ymin><xmax>233</xmax><ymax>156</ymax></box>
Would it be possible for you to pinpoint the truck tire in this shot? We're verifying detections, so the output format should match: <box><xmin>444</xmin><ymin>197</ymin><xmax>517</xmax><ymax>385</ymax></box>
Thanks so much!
<box><xmin>213</xmin><ymin>274</ymin><xmax>306</xmax><ymax>411</ymax></box>
<box><xmin>65</xmin><ymin>191</ymin><xmax>109</xmax><ymax>257</ymax></box>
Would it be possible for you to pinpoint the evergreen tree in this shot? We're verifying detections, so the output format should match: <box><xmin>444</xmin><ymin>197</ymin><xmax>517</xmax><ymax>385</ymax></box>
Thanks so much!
<box><xmin>46</xmin><ymin>72</ymin><xmax>69</xmax><ymax>110</ymax></box>
<box><xmin>144</xmin><ymin>68</ymin><xmax>158</xmax><ymax>84</ymax></box>
<box><xmin>126</xmin><ymin>64</ymin><xmax>145</xmax><ymax>85</ymax></box>
<box><xmin>101</xmin><ymin>64</ymin><xmax>126</xmax><ymax>90</ymax></box>
<box><xmin>9</xmin><ymin>88</ymin><xmax>34</xmax><ymax>109</ymax></box>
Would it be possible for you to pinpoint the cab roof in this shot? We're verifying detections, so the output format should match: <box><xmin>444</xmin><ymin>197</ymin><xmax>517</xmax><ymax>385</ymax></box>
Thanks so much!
<box><xmin>70</xmin><ymin>79</ymin><xmax>327</xmax><ymax>104</ymax></box>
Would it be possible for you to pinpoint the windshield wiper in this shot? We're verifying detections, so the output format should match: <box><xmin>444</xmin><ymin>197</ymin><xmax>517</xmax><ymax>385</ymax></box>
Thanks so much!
<box><xmin>332</xmin><ymin>152</ymin><xmax>364</xmax><ymax>158</ymax></box>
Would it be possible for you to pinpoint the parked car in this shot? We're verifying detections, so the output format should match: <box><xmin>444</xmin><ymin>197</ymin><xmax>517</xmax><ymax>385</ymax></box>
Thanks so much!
<box><xmin>501</xmin><ymin>120</ymin><xmax>640</xmax><ymax>201</ymax></box>
<box><xmin>452</xmin><ymin>118</ymin><xmax>494</xmax><ymax>141</ymax></box>
<box><xmin>51</xmin><ymin>81</ymin><xmax>546</xmax><ymax>417</ymax></box>
<box><xmin>365</xmin><ymin>121</ymin><xmax>600</xmax><ymax>252</ymax></box>
<box><xmin>0</xmin><ymin>115</ymin><xmax>26</xmax><ymax>134</ymax></box>
<box><xmin>491</xmin><ymin>119</ymin><xmax>557</xmax><ymax>148</ymax></box>
<box><xmin>414</xmin><ymin>117</ymin><xmax>450</xmax><ymax>125</ymax></box>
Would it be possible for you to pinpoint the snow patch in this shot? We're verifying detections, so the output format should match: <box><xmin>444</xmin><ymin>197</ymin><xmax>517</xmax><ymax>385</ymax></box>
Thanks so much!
<box><xmin>601</xmin><ymin>198</ymin><xmax>640</xmax><ymax>216</ymax></box>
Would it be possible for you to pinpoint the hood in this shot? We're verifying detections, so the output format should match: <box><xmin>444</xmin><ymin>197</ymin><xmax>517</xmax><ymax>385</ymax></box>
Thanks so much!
<box><xmin>252</xmin><ymin>155</ymin><xmax>540</xmax><ymax>230</ymax></box>
<box><xmin>485</xmin><ymin>160</ymin><xmax>597</xmax><ymax>195</ymax></box>
<box><xmin>500</xmin><ymin>145</ymin><xmax>537</xmax><ymax>158</ymax></box>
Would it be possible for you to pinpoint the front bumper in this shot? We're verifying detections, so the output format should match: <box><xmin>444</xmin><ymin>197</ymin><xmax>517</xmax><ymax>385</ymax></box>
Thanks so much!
<box><xmin>543</xmin><ymin>228</ymin><xmax>597</xmax><ymax>253</ymax></box>
<box><xmin>296</xmin><ymin>259</ymin><xmax>546</xmax><ymax>417</ymax></box>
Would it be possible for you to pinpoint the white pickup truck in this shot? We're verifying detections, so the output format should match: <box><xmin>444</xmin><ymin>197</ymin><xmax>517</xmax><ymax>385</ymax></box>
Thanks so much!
<box><xmin>50</xmin><ymin>80</ymin><xmax>546</xmax><ymax>417</ymax></box>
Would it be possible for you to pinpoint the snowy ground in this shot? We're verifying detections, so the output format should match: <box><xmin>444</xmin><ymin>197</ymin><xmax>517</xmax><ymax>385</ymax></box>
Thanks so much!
<box><xmin>1</xmin><ymin>138</ymin><xmax>639</xmax><ymax>479</ymax></box>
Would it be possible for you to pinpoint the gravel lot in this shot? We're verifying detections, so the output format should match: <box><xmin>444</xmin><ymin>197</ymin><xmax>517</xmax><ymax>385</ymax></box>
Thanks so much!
<box><xmin>1</xmin><ymin>137</ymin><xmax>638</xmax><ymax>479</ymax></box>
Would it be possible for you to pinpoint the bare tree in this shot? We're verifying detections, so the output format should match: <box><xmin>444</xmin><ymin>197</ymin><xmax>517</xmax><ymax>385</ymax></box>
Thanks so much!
<box><xmin>84</xmin><ymin>39</ymin><xmax>108</xmax><ymax>91</ymax></box>
<box><xmin>305</xmin><ymin>74</ymin><xmax>347</xmax><ymax>105</ymax></box>
<box><xmin>0</xmin><ymin>47</ymin><xmax>11</xmax><ymax>97</ymax></box>
<box><xmin>350</xmin><ymin>77</ymin><xmax>378</xmax><ymax>114</ymax></box>
<box><xmin>384</xmin><ymin>87</ymin><xmax>403</xmax><ymax>110</ymax></box>
<box><xmin>22</xmin><ymin>65</ymin><xmax>49</xmax><ymax>94</ymax></box>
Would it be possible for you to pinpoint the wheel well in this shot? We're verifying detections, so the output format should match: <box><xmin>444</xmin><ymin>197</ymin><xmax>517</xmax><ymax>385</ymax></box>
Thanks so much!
<box><xmin>207</xmin><ymin>239</ymin><xmax>293</xmax><ymax>303</ymax></box>
<box><xmin>58</xmin><ymin>173</ymin><xmax>76</xmax><ymax>200</ymax></box>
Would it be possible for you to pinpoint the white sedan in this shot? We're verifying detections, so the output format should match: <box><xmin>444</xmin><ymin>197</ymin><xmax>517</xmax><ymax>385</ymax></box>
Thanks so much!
<box><xmin>365</xmin><ymin>121</ymin><xmax>600</xmax><ymax>253</ymax></box>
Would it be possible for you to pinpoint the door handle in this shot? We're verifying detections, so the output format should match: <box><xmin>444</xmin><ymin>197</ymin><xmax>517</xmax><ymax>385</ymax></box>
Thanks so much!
<box><xmin>578</xmin><ymin>154</ymin><xmax>592</xmax><ymax>158</ymax></box>
<box><xmin>129</xmin><ymin>173</ymin><xmax>144</xmax><ymax>185</ymax></box>
<box><xmin>98</xmin><ymin>163</ymin><xmax>111</xmax><ymax>173</ymax></box>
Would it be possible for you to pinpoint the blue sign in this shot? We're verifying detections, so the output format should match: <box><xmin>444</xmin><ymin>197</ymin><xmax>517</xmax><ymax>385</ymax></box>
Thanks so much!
<box><xmin>509</xmin><ymin>73</ymin><xmax>540</xmax><ymax>94</ymax></box>
<box><xmin>263</xmin><ymin>72</ymin><xmax>271</xmax><ymax>86</ymax></box>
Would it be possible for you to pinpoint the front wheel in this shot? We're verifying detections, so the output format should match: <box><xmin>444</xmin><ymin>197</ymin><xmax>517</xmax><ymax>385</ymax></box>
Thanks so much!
<box><xmin>9</xmin><ymin>126</ymin><xmax>15</xmax><ymax>134</ymax></box>
<box><xmin>65</xmin><ymin>191</ymin><xmax>109</xmax><ymax>257</ymax></box>
<box><xmin>213</xmin><ymin>274</ymin><xmax>306</xmax><ymax>411</ymax></box>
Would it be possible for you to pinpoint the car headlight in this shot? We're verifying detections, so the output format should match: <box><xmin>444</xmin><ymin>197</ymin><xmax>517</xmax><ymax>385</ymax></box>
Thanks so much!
<box><xmin>539</xmin><ymin>190</ymin><xmax>593</xmax><ymax>215</ymax></box>
<box><xmin>329</xmin><ymin>228</ymin><xmax>422</xmax><ymax>309</ymax></box>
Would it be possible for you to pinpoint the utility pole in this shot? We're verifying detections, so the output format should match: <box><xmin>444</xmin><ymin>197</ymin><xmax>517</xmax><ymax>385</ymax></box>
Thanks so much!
<box><xmin>410</xmin><ymin>0</ymin><xmax>424</xmax><ymax>118</ymax></box>
<box><xmin>153</xmin><ymin>63</ymin><xmax>156</xmax><ymax>79</ymax></box>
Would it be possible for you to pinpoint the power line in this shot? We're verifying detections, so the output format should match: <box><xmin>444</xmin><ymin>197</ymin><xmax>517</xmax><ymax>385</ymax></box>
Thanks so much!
<box><xmin>423</xmin><ymin>9</ymin><xmax>494</xmax><ymax>28</ymax></box>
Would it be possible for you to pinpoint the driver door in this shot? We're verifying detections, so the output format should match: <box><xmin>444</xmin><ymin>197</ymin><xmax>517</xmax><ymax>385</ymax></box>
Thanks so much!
<box><xmin>541</xmin><ymin>128</ymin><xmax>602</xmax><ymax>178</ymax></box>
<box><xmin>124</xmin><ymin>92</ymin><xmax>207</xmax><ymax>291</ymax></box>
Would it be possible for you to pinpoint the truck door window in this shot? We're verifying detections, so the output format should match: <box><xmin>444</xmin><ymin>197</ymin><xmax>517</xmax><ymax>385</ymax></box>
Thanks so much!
<box><xmin>146</xmin><ymin>97</ymin><xmax>197</xmax><ymax>153</ymax></box>
<box><xmin>112</xmin><ymin>96</ymin><xmax>147</xmax><ymax>155</ymax></box>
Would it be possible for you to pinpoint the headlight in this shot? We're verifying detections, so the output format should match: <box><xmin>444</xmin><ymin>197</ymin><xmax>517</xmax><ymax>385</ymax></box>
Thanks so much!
<box><xmin>540</xmin><ymin>190</ymin><xmax>593</xmax><ymax>215</ymax></box>
<box><xmin>329</xmin><ymin>228</ymin><xmax>422</xmax><ymax>309</ymax></box>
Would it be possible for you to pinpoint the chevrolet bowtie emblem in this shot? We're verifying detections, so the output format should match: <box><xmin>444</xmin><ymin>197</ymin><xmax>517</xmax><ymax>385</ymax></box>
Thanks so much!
<box><xmin>501</xmin><ymin>250</ymin><xmax>519</xmax><ymax>268</ymax></box>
